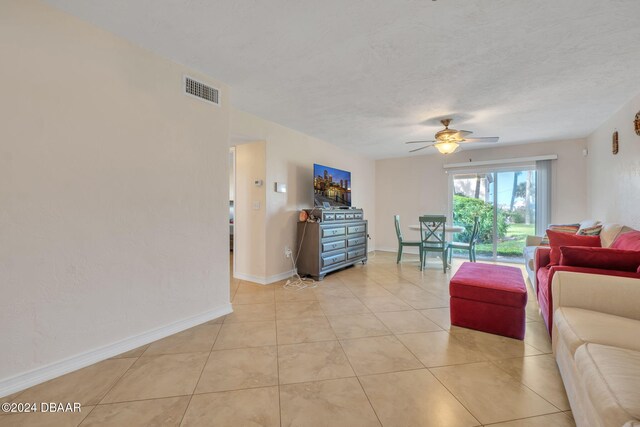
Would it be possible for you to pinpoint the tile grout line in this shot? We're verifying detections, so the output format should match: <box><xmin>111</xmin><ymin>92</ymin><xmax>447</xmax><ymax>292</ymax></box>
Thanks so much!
<box><xmin>94</xmin><ymin>356</ymin><xmax>142</xmax><ymax>407</ymax></box>
<box><xmin>88</xmin><ymin>393</ymin><xmax>198</xmax><ymax>407</ymax></box>
<box><xmin>74</xmin><ymin>403</ymin><xmax>97</xmax><ymax>426</ymax></box>
<box><xmin>273</xmin><ymin>294</ymin><xmax>283</xmax><ymax>427</ymax></box>
<box><xmin>481</xmin><ymin>410</ymin><xmax>570</xmax><ymax>426</ymax></box>
<box><xmin>177</xmin><ymin>328</ymin><xmax>220</xmax><ymax>426</ymax></box>
<box><xmin>425</xmin><ymin>363</ymin><xmax>484</xmax><ymax>426</ymax></box>
<box><xmin>487</xmin><ymin>357</ymin><xmax>568</xmax><ymax>413</ymax></box>
<box><xmin>334</xmin><ymin>335</ymin><xmax>384</xmax><ymax>427</ymax></box>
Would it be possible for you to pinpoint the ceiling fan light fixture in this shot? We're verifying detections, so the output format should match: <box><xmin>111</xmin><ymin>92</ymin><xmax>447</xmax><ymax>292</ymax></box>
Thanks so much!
<box><xmin>404</xmin><ymin>118</ymin><xmax>497</xmax><ymax>155</ymax></box>
<box><xmin>435</xmin><ymin>141</ymin><xmax>459</xmax><ymax>154</ymax></box>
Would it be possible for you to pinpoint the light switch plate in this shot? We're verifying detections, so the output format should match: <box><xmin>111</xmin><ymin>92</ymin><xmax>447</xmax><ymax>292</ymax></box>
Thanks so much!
<box><xmin>275</xmin><ymin>182</ymin><xmax>287</xmax><ymax>193</ymax></box>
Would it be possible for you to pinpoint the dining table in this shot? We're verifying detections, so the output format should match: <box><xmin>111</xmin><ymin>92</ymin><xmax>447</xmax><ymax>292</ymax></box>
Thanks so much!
<box><xmin>408</xmin><ymin>224</ymin><xmax>465</xmax><ymax>233</ymax></box>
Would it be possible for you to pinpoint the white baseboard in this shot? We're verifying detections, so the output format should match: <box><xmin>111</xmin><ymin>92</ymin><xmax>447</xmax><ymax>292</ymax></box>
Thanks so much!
<box><xmin>0</xmin><ymin>303</ymin><xmax>233</xmax><ymax>398</ymax></box>
<box><xmin>376</xmin><ymin>246</ymin><xmax>421</xmax><ymax>255</ymax></box>
<box><xmin>266</xmin><ymin>269</ymin><xmax>296</xmax><ymax>283</ymax></box>
<box><xmin>234</xmin><ymin>270</ymin><xmax>295</xmax><ymax>285</ymax></box>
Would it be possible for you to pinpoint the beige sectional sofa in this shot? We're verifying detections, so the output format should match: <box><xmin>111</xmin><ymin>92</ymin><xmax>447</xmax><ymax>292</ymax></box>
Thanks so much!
<box><xmin>552</xmin><ymin>271</ymin><xmax>640</xmax><ymax>427</ymax></box>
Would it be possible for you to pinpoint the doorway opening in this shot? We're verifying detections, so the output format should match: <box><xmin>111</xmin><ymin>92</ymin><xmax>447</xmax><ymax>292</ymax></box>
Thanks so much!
<box><xmin>229</xmin><ymin>147</ymin><xmax>235</xmax><ymax>276</ymax></box>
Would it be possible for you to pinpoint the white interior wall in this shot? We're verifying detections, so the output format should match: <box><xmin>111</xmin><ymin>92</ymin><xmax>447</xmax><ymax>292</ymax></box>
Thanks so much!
<box><xmin>0</xmin><ymin>0</ymin><xmax>231</xmax><ymax>394</ymax></box>
<box><xmin>375</xmin><ymin>139</ymin><xmax>587</xmax><ymax>252</ymax></box>
<box><xmin>587</xmin><ymin>92</ymin><xmax>640</xmax><ymax>228</ymax></box>
<box><xmin>234</xmin><ymin>141</ymin><xmax>267</xmax><ymax>280</ymax></box>
<box><xmin>231</xmin><ymin>109</ymin><xmax>377</xmax><ymax>282</ymax></box>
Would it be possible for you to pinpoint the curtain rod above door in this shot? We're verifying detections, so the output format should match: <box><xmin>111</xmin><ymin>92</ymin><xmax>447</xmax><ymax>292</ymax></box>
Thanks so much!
<box><xmin>443</xmin><ymin>155</ymin><xmax>557</xmax><ymax>169</ymax></box>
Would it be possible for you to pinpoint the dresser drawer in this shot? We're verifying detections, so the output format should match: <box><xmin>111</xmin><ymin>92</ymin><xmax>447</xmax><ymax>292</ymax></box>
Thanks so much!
<box><xmin>347</xmin><ymin>224</ymin><xmax>366</xmax><ymax>235</ymax></box>
<box><xmin>347</xmin><ymin>236</ymin><xmax>366</xmax><ymax>247</ymax></box>
<box><xmin>347</xmin><ymin>247</ymin><xmax>366</xmax><ymax>260</ymax></box>
<box><xmin>322</xmin><ymin>240</ymin><xmax>346</xmax><ymax>252</ymax></box>
<box><xmin>322</xmin><ymin>226</ymin><xmax>346</xmax><ymax>238</ymax></box>
<box><xmin>334</xmin><ymin>213</ymin><xmax>346</xmax><ymax>220</ymax></box>
<box><xmin>322</xmin><ymin>253</ymin><xmax>346</xmax><ymax>268</ymax></box>
<box><xmin>345</xmin><ymin>213</ymin><xmax>355</xmax><ymax>220</ymax></box>
<box><xmin>323</xmin><ymin>212</ymin><xmax>335</xmax><ymax>221</ymax></box>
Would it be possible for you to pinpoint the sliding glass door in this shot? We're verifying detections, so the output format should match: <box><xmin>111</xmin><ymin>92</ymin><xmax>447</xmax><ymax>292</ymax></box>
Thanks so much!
<box><xmin>450</xmin><ymin>168</ymin><xmax>536</xmax><ymax>262</ymax></box>
<box><xmin>451</xmin><ymin>173</ymin><xmax>495</xmax><ymax>259</ymax></box>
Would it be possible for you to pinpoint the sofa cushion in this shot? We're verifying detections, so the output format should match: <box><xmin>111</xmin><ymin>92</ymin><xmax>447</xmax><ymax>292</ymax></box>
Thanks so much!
<box><xmin>612</xmin><ymin>230</ymin><xmax>640</xmax><ymax>251</ymax></box>
<box><xmin>559</xmin><ymin>246</ymin><xmax>640</xmax><ymax>272</ymax></box>
<box><xmin>575</xmin><ymin>343</ymin><xmax>640</xmax><ymax>425</ymax></box>
<box><xmin>546</xmin><ymin>230</ymin><xmax>601</xmax><ymax>266</ymax></box>
<box><xmin>535</xmin><ymin>246</ymin><xmax>551</xmax><ymax>273</ymax></box>
<box><xmin>540</xmin><ymin>223</ymin><xmax>580</xmax><ymax>245</ymax></box>
<box><xmin>600</xmin><ymin>223</ymin><xmax>633</xmax><ymax>248</ymax></box>
<box><xmin>554</xmin><ymin>307</ymin><xmax>640</xmax><ymax>356</ymax></box>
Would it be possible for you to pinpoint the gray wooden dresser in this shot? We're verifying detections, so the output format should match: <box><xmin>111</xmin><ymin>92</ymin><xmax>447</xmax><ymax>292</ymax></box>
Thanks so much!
<box><xmin>296</xmin><ymin>208</ymin><xmax>367</xmax><ymax>280</ymax></box>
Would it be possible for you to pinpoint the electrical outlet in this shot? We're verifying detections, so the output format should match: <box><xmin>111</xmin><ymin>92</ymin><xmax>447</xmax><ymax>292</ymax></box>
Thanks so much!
<box><xmin>284</xmin><ymin>247</ymin><xmax>292</xmax><ymax>258</ymax></box>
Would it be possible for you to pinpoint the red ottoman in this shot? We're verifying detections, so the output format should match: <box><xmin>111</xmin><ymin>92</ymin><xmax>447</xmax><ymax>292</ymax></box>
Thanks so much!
<box><xmin>449</xmin><ymin>262</ymin><xmax>527</xmax><ymax>340</ymax></box>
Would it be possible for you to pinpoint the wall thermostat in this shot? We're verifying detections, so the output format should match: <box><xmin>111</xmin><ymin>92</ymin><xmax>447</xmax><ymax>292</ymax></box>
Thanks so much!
<box><xmin>254</xmin><ymin>179</ymin><xmax>263</xmax><ymax>187</ymax></box>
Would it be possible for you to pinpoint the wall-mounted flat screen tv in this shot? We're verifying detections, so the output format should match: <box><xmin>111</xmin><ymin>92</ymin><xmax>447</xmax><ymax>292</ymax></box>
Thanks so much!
<box><xmin>313</xmin><ymin>164</ymin><xmax>351</xmax><ymax>207</ymax></box>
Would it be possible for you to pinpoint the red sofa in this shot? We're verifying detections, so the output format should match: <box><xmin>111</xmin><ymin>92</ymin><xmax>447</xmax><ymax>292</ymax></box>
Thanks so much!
<box><xmin>535</xmin><ymin>230</ymin><xmax>640</xmax><ymax>334</ymax></box>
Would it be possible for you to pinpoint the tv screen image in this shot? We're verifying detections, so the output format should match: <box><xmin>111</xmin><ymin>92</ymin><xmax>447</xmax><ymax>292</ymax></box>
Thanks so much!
<box><xmin>313</xmin><ymin>164</ymin><xmax>351</xmax><ymax>207</ymax></box>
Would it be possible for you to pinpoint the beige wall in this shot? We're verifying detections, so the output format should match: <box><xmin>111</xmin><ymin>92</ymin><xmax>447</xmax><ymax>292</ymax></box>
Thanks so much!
<box><xmin>375</xmin><ymin>139</ymin><xmax>587</xmax><ymax>252</ymax></box>
<box><xmin>0</xmin><ymin>0</ymin><xmax>231</xmax><ymax>389</ymax></box>
<box><xmin>587</xmin><ymin>91</ymin><xmax>640</xmax><ymax>228</ymax></box>
<box><xmin>231</xmin><ymin>109</ymin><xmax>376</xmax><ymax>281</ymax></box>
<box><xmin>234</xmin><ymin>141</ymin><xmax>267</xmax><ymax>279</ymax></box>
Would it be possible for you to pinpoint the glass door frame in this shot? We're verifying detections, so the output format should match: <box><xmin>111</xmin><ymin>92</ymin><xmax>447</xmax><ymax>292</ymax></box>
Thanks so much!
<box><xmin>447</xmin><ymin>164</ymin><xmax>536</xmax><ymax>262</ymax></box>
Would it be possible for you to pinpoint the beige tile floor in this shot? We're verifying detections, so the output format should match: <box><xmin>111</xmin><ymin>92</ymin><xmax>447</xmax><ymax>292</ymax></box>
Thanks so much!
<box><xmin>1</xmin><ymin>252</ymin><xmax>576</xmax><ymax>426</ymax></box>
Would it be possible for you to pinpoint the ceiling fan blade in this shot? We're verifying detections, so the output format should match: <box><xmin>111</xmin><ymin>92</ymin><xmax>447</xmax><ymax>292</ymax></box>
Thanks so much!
<box><xmin>456</xmin><ymin>130</ymin><xmax>473</xmax><ymax>136</ymax></box>
<box><xmin>409</xmin><ymin>144</ymin><xmax>434</xmax><ymax>153</ymax></box>
<box><xmin>460</xmin><ymin>137</ymin><xmax>500</xmax><ymax>143</ymax></box>
<box><xmin>405</xmin><ymin>140</ymin><xmax>436</xmax><ymax>144</ymax></box>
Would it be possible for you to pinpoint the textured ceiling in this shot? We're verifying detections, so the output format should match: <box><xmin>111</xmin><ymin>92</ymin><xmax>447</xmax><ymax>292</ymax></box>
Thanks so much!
<box><xmin>45</xmin><ymin>0</ymin><xmax>640</xmax><ymax>158</ymax></box>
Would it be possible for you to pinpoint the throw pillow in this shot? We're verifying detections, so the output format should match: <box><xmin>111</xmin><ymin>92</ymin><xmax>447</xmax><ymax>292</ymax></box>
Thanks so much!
<box><xmin>546</xmin><ymin>230</ymin><xmax>601</xmax><ymax>266</ymax></box>
<box><xmin>577</xmin><ymin>224</ymin><xmax>603</xmax><ymax>236</ymax></box>
<box><xmin>611</xmin><ymin>230</ymin><xmax>640</xmax><ymax>251</ymax></box>
<box><xmin>540</xmin><ymin>223</ymin><xmax>580</xmax><ymax>246</ymax></box>
<box><xmin>579</xmin><ymin>219</ymin><xmax>600</xmax><ymax>229</ymax></box>
<box><xmin>559</xmin><ymin>246</ymin><xmax>640</xmax><ymax>272</ymax></box>
<box><xmin>599</xmin><ymin>223</ymin><xmax>631</xmax><ymax>248</ymax></box>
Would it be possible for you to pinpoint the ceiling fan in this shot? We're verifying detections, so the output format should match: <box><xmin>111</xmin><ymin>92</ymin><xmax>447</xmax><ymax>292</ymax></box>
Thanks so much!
<box><xmin>405</xmin><ymin>119</ymin><xmax>499</xmax><ymax>154</ymax></box>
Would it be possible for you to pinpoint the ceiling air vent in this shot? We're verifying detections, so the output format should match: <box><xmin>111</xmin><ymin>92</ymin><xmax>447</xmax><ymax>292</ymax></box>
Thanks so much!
<box><xmin>184</xmin><ymin>76</ymin><xmax>220</xmax><ymax>105</ymax></box>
